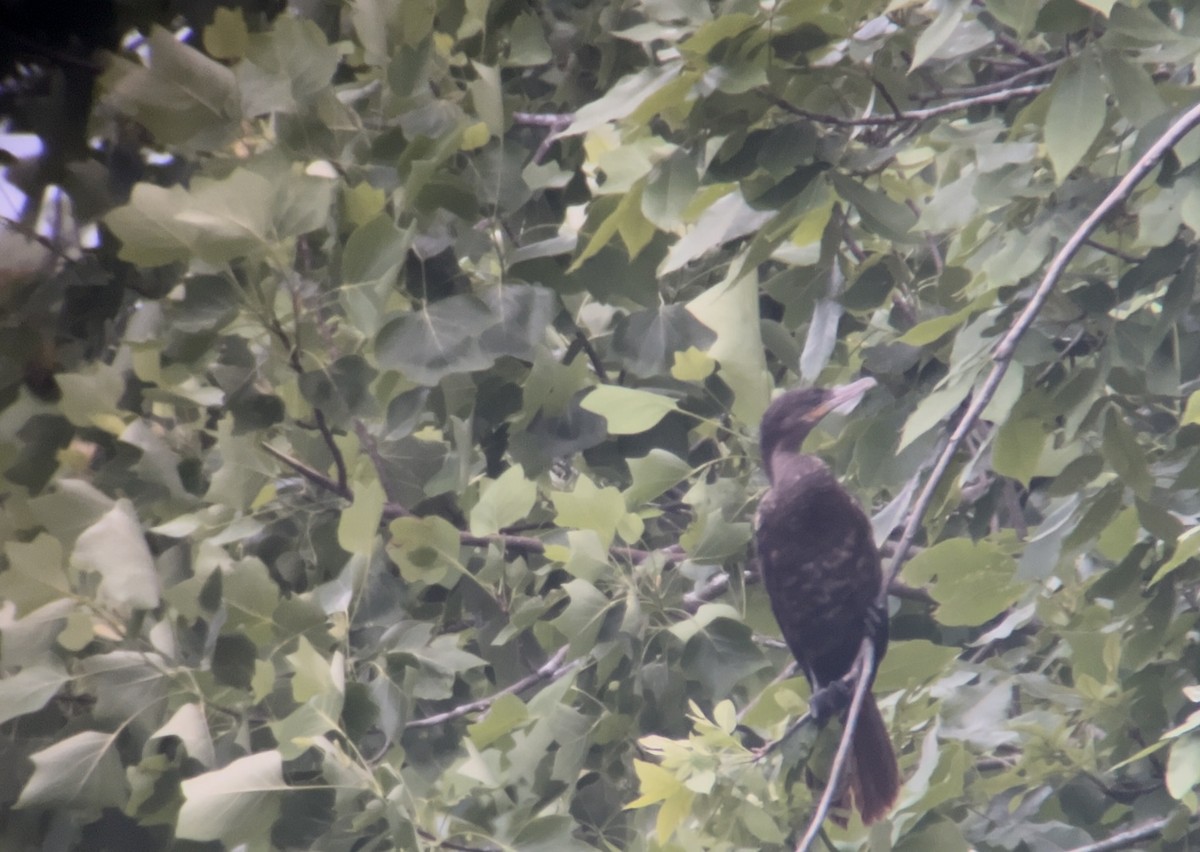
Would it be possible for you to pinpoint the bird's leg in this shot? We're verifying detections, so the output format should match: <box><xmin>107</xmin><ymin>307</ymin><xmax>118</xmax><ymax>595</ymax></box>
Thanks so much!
<box><xmin>808</xmin><ymin>679</ymin><xmax>853</xmax><ymax>723</ymax></box>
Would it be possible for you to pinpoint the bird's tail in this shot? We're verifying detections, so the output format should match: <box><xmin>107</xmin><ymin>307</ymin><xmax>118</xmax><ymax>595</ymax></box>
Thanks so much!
<box><xmin>849</xmin><ymin>694</ymin><xmax>900</xmax><ymax>824</ymax></box>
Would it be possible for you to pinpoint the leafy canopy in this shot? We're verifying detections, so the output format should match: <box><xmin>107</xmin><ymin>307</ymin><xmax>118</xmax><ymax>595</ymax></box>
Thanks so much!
<box><xmin>2</xmin><ymin>0</ymin><xmax>1200</xmax><ymax>849</ymax></box>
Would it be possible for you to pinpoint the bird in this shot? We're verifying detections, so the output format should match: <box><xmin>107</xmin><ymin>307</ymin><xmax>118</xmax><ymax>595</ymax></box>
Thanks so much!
<box><xmin>754</xmin><ymin>377</ymin><xmax>900</xmax><ymax>825</ymax></box>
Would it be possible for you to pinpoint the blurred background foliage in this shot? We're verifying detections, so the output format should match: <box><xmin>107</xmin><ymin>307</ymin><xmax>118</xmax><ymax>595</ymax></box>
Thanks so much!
<box><xmin>1</xmin><ymin>0</ymin><xmax>1200</xmax><ymax>849</ymax></box>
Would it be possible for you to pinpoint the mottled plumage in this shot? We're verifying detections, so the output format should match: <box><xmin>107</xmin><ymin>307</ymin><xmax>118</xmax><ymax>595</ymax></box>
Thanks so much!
<box><xmin>755</xmin><ymin>379</ymin><xmax>900</xmax><ymax>825</ymax></box>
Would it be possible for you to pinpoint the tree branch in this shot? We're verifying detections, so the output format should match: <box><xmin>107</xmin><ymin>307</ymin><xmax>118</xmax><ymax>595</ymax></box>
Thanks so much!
<box><xmin>406</xmin><ymin>646</ymin><xmax>577</xmax><ymax>729</ymax></box>
<box><xmin>763</xmin><ymin>83</ymin><xmax>1048</xmax><ymax>128</ymax></box>
<box><xmin>921</xmin><ymin>58</ymin><xmax>1064</xmax><ymax>101</ymax></box>
<box><xmin>261</xmin><ymin>442</ymin><xmax>353</xmax><ymax>501</ymax></box>
<box><xmin>1065</xmin><ymin>812</ymin><xmax>1200</xmax><ymax>852</ymax></box>
<box><xmin>794</xmin><ymin>639</ymin><xmax>875</xmax><ymax>852</ymax></box>
<box><xmin>882</xmin><ymin>100</ymin><xmax>1200</xmax><ymax>596</ymax></box>
<box><xmin>264</xmin><ymin>303</ymin><xmax>350</xmax><ymax>495</ymax></box>
<box><xmin>513</xmin><ymin>111</ymin><xmax>574</xmax><ymax>164</ymax></box>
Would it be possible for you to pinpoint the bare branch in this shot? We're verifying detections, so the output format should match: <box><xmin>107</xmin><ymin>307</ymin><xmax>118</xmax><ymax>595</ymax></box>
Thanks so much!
<box><xmin>1065</xmin><ymin>813</ymin><xmax>1200</xmax><ymax>852</ymax></box>
<box><xmin>416</xmin><ymin>827</ymin><xmax>496</xmax><ymax>852</ymax></box>
<box><xmin>264</xmin><ymin>305</ymin><xmax>350</xmax><ymax>495</ymax></box>
<box><xmin>261</xmin><ymin>442</ymin><xmax>352</xmax><ymax>501</ymax></box>
<box><xmin>407</xmin><ymin>646</ymin><xmax>577</xmax><ymax>729</ymax></box>
<box><xmin>923</xmin><ymin>58</ymin><xmax>1064</xmax><ymax>100</ymax></box>
<box><xmin>513</xmin><ymin>111</ymin><xmax>574</xmax><ymax>164</ymax></box>
<box><xmin>882</xmin><ymin>100</ymin><xmax>1200</xmax><ymax>596</ymax></box>
<box><xmin>763</xmin><ymin>83</ymin><xmax>1048</xmax><ymax>128</ymax></box>
<box><xmin>1083</xmin><ymin>238</ymin><xmax>1143</xmax><ymax>264</ymax></box>
<box><xmin>794</xmin><ymin>639</ymin><xmax>875</xmax><ymax>852</ymax></box>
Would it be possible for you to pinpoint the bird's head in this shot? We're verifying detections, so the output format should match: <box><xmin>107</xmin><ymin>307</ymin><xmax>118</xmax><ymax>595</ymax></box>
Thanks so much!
<box><xmin>759</xmin><ymin>377</ymin><xmax>876</xmax><ymax>480</ymax></box>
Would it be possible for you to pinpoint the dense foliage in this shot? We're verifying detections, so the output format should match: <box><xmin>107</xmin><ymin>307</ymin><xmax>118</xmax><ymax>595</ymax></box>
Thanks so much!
<box><xmin>3</xmin><ymin>0</ymin><xmax>1200</xmax><ymax>849</ymax></box>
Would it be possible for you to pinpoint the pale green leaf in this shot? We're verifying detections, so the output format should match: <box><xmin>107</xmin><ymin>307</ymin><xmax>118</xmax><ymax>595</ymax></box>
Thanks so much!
<box><xmin>1166</xmin><ymin>735</ymin><xmax>1200</xmax><ymax>799</ymax></box>
<box><xmin>470</xmin><ymin>464</ymin><xmax>538</xmax><ymax>535</ymax></box>
<box><xmin>70</xmin><ymin>499</ymin><xmax>160</xmax><ymax>613</ymax></box>
<box><xmin>0</xmin><ymin>664</ymin><xmax>69</xmax><ymax>726</ymax></box>
<box><xmin>16</xmin><ymin>731</ymin><xmax>125</xmax><ymax>810</ymax></box>
<box><xmin>579</xmin><ymin>385</ymin><xmax>680</xmax><ymax>435</ymax></box>
<box><xmin>176</xmin><ymin>751</ymin><xmax>285</xmax><ymax>842</ymax></box>
<box><xmin>1045</xmin><ymin>57</ymin><xmax>1107</xmax><ymax>183</ymax></box>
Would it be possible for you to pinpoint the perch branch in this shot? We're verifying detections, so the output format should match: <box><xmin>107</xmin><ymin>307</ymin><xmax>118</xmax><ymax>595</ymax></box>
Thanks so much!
<box><xmin>406</xmin><ymin>646</ymin><xmax>577</xmax><ymax>729</ymax></box>
<box><xmin>882</xmin><ymin>99</ymin><xmax>1200</xmax><ymax>596</ymax></box>
<box><xmin>794</xmin><ymin>640</ymin><xmax>875</xmax><ymax>852</ymax></box>
<box><xmin>764</xmin><ymin>83</ymin><xmax>1049</xmax><ymax>128</ymax></box>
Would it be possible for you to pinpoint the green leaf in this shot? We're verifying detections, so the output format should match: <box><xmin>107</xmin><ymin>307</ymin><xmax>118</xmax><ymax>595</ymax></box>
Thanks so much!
<box><xmin>829</xmin><ymin>173</ymin><xmax>916</xmax><ymax>240</ymax></box>
<box><xmin>342</xmin><ymin>213</ymin><xmax>410</xmax><ymax>284</ymax></box>
<box><xmin>611</xmin><ymin>305</ymin><xmax>715</xmax><ymax>378</ymax></box>
<box><xmin>470</xmin><ymin>464</ymin><xmax>538</xmax><ymax>535</ymax></box>
<box><xmin>70</xmin><ymin>499</ymin><xmax>160</xmax><ymax>612</ymax></box>
<box><xmin>0</xmin><ymin>665</ymin><xmax>69</xmax><ymax>726</ymax></box>
<box><xmin>1074</xmin><ymin>0</ymin><xmax>1115</xmax><ymax>15</ymax></box>
<box><xmin>579</xmin><ymin>385</ymin><xmax>680</xmax><ymax>435</ymax></box>
<box><xmin>873</xmin><ymin>640</ymin><xmax>961</xmax><ymax>693</ymax></box>
<box><xmin>993</xmin><ymin>417</ymin><xmax>1045</xmax><ymax>486</ymax></box>
<box><xmin>910</xmin><ymin>0</ymin><xmax>969</xmax><ymax>70</ymax></box>
<box><xmin>1166</xmin><ymin>735</ymin><xmax>1200</xmax><ymax>799</ymax></box>
<box><xmin>1150</xmin><ymin>526</ymin><xmax>1200</xmax><ymax>585</ymax></box>
<box><xmin>1101</xmin><ymin>406</ymin><xmax>1153</xmax><ymax>499</ymax></box>
<box><xmin>386</xmin><ymin>515</ymin><xmax>463</xmax><ymax>585</ymax></box>
<box><xmin>101</xmin><ymin>26</ymin><xmax>239</xmax><ymax>147</ymax></box>
<box><xmin>1182</xmin><ymin>391</ymin><xmax>1200</xmax><ymax>426</ymax></box>
<box><xmin>551</xmin><ymin>474</ymin><xmax>630</xmax><ymax>547</ymax></box>
<box><xmin>204</xmin><ymin>7</ymin><xmax>249</xmax><ymax>60</ymax></box>
<box><xmin>105</xmin><ymin>169</ymin><xmax>273</xmax><ymax>266</ymax></box>
<box><xmin>642</xmin><ymin>153</ymin><xmax>699</xmax><ymax>229</ymax></box>
<box><xmin>16</xmin><ymin>731</ymin><xmax>126</xmax><ymax>810</ymax></box>
<box><xmin>625</xmin><ymin>450</ymin><xmax>692</xmax><ymax>507</ymax></box>
<box><xmin>375</xmin><ymin>295</ymin><xmax>496</xmax><ymax>385</ymax></box>
<box><xmin>468</xmin><ymin>693</ymin><xmax>530</xmax><ymax>748</ymax></box>
<box><xmin>0</xmin><ymin>534</ymin><xmax>70</xmax><ymax>614</ymax></box>
<box><xmin>176</xmin><ymin>751</ymin><xmax>285</xmax><ymax>843</ymax></box>
<box><xmin>681</xmin><ymin>616</ymin><xmax>768</xmax><ymax>699</ymax></box>
<box><xmin>686</xmin><ymin>271</ymin><xmax>769</xmax><ymax>422</ymax></box>
<box><xmin>1045</xmin><ymin>57</ymin><xmax>1107</xmax><ymax>183</ymax></box>
<box><xmin>478</xmin><ymin>284</ymin><xmax>559</xmax><ymax>360</ymax></box>
<box><xmin>903</xmin><ymin>539</ymin><xmax>1023</xmax><ymax>626</ymax></box>
<box><xmin>566</xmin><ymin>66</ymin><xmax>684</xmax><ymax>135</ymax></box>
<box><xmin>550</xmin><ymin>578</ymin><xmax>612</xmax><ymax>655</ymax></box>
<box><xmin>151</xmin><ymin>703</ymin><xmax>217</xmax><ymax>767</ymax></box>
<box><xmin>507</xmin><ymin>13</ymin><xmax>553</xmax><ymax>66</ymax></box>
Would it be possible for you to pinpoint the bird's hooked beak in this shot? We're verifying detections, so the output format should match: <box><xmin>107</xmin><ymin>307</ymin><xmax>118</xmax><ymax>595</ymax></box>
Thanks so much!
<box><xmin>804</xmin><ymin>377</ymin><xmax>877</xmax><ymax>424</ymax></box>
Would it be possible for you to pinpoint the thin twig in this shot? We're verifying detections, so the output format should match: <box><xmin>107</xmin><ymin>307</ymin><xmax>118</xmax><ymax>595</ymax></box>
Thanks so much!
<box><xmin>764</xmin><ymin>83</ymin><xmax>1048</xmax><ymax>128</ymax></box>
<box><xmin>513</xmin><ymin>111</ymin><xmax>574</xmax><ymax>164</ymax></box>
<box><xmin>794</xmin><ymin>640</ymin><xmax>875</xmax><ymax>852</ymax></box>
<box><xmin>416</xmin><ymin>827</ymin><xmax>495</xmax><ymax>852</ymax></box>
<box><xmin>1083</xmin><ymin>238</ymin><xmax>1142</xmax><ymax>264</ymax></box>
<box><xmin>1065</xmin><ymin>813</ymin><xmax>1200</xmax><ymax>852</ymax></box>
<box><xmin>923</xmin><ymin>58</ymin><xmax>1064</xmax><ymax>100</ymax></box>
<box><xmin>882</xmin><ymin>100</ymin><xmax>1200</xmax><ymax>596</ymax></box>
<box><xmin>265</xmin><ymin>310</ymin><xmax>350</xmax><ymax>495</ymax></box>
<box><xmin>564</xmin><ymin>327</ymin><xmax>610</xmax><ymax>381</ymax></box>
<box><xmin>261</xmin><ymin>442</ymin><xmax>353</xmax><ymax>500</ymax></box>
<box><xmin>406</xmin><ymin>646</ymin><xmax>577</xmax><ymax>728</ymax></box>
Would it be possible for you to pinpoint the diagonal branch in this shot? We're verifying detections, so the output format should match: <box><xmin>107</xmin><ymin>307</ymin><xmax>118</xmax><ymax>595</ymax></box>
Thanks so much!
<box><xmin>763</xmin><ymin>83</ymin><xmax>1049</xmax><ymax>128</ymax></box>
<box><xmin>1064</xmin><ymin>812</ymin><xmax>1200</xmax><ymax>852</ymax></box>
<box><xmin>794</xmin><ymin>639</ymin><xmax>875</xmax><ymax>852</ymax></box>
<box><xmin>881</xmin><ymin>99</ymin><xmax>1200</xmax><ymax>598</ymax></box>
<box><xmin>406</xmin><ymin>646</ymin><xmax>577</xmax><ymax>729</ymax></box>
<box><xmin>261</xmin><ymin>442</ymin><xmax>353</xmax><ymax>501</ymax></box>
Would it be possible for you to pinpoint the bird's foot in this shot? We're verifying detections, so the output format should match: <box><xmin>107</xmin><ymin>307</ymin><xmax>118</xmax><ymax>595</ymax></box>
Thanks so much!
<box><xmin>809</xmin><ymin>679</ymin><xmax>852</xmax><ymax>723</ymax></box>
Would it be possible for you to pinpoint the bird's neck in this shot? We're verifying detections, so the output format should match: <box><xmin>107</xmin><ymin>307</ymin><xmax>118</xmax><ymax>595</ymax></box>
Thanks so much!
<box><xmin>766</xmin><ymin>448</ymin><xmax>830</xmax><ymax>487</ymax></box>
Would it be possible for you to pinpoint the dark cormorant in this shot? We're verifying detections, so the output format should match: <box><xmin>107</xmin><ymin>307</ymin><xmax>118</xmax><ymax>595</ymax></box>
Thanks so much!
<box><xmin>755</xmin><ymin>377</ymin><xmax>900</xmax><ymax>825</ymax></box>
